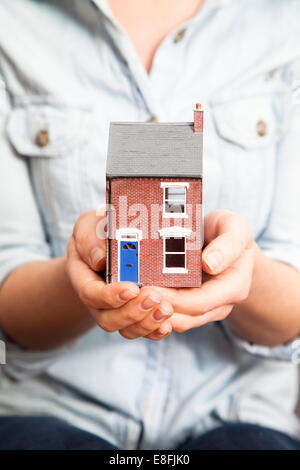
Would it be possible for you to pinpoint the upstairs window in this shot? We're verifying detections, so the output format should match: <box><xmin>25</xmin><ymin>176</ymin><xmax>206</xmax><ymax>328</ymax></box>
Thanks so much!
<box><xmin>165</xmin><ymin>187</ymin><xmax>186</xmax><ymax>214</ymax></box>
<box><xmin>161</xmin><ymin>182</ymin><xmax>189</xmax><ymax>218</ymax></box>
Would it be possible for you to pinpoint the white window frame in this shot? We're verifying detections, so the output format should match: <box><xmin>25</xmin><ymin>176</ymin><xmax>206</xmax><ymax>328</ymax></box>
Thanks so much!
<box><xmin>115</xmin><ymin>228</ymin><xmax>143</xmax><ymax>241</ymax></box>
<box><xmin>160</xmin><ymin>182</ymin><xmax>189</xmax><ymax>219</ymax></box>
<box><xmin>158</xmin><ymin>226</ymin><xmax>191</xmax><ymax>274</ymax></box>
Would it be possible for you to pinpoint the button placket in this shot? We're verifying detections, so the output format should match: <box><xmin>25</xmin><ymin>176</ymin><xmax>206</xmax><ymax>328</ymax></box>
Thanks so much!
<box><xmin>173</xmin><ymin>28</ymin><xmax>186</xmax><ymax>43</ymax></box>
<box><xmin>147</xmin><ymin>116</ymin><xmax>158</xmax><ymax>123</ymax></box>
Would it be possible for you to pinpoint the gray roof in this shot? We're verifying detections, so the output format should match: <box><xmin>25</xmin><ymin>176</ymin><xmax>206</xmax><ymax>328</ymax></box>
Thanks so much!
<box><xmin>106</xmin><ymin>122</ymin><xmax>202</xmax><ymax>178</ymax></box>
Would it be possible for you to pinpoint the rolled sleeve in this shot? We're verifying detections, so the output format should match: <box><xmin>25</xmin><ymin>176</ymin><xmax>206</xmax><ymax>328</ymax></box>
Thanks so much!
<box><xmin>223</xmin><ymin>323</ymin><xmax>300</xmax><ymax>363</ymax></box>
<box><xmin>0</xmin><ymin>328</ymin><xmax>69</xmax><ymax>381</ymax></box>
<box><xmin>0</xmin><ymin>72</ymin><xmax>66</xmax><ymax>379</ymax></box>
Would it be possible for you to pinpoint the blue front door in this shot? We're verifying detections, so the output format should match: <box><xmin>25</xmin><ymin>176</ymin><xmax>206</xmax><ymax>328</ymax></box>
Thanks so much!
<box><xmin>120</xmin><ymin>241</ymin><xmax>139</xmax><ymax>283</ymax></box>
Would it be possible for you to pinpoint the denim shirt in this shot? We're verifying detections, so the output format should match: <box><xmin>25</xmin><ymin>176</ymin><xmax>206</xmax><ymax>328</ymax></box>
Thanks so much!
<box><xmin>0</xmin><ymin>0</ymin><xmax>300</xmax><ymax>450</ymax></box>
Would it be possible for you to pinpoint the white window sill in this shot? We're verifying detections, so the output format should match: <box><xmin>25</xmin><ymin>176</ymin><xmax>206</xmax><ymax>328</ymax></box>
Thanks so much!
<box><xmin>162</xmin><ymin>268</ymin><xmax>188</xmax><ymax>274</ymax></box>
<box><xmin>162</xmin><ymin>213</ymin><xmax>188</xmax><ymax>219</ymax></box>
<box><xmin>158</xmin><ymin>226</ymin><xmax>192</xmax><ymax>237</ymax></box>
<box><xmin>160</xmin><ymin>182</ymin><xmax>190</xmax><ymax>188</ymax></box>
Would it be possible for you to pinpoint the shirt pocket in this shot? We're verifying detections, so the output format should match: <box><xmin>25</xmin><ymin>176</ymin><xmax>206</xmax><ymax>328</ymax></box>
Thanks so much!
<box><xmin>212</xmin><ymin>92</ymin><xmax>291</xmax><ymax>149</ymax></box>
<box><xmin>210</xmin><ymin>90</ymin><xmax>291</xmax><ymax>236</ymax></box>
<box><xmin>7</xmin><ymin>101</ymin><xmax>91</xmax><ymax>157</ymax></box>
<box><xmin>6</xmin><ymin>100</ymin><xmax>93</xmax><ymax>245</ymax></box>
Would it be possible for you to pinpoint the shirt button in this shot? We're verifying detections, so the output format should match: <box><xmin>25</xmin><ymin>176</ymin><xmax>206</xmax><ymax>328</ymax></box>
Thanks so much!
<box><xmin>148</xmin><ymin>116</ymin><xmax>157</xmax><ymax>123</ymax></box>
<box><xmin>35</xmin><ymin>129</ymin><xmax>49</xmax><ymax>147</ymax></box>
<box><xmin>256</xmin><ymin>120</ymin><xmax>267</xmax><ymax>137</ymax></box>
<box><xmin>173</xmin><ymin>28</ymin><xmax>186</xmax><ymax>43</ymax></box>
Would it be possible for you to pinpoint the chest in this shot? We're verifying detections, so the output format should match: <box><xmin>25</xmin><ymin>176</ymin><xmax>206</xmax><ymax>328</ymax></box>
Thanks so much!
<box><xmin>107</xmin><ymin>0</ymin><xmax>204</xmax><ymax>72</ymax></box>
<box><xmin>2</xmin><ymin>3</ymin><xmax>292</xmax><ymax>252</ymax></box>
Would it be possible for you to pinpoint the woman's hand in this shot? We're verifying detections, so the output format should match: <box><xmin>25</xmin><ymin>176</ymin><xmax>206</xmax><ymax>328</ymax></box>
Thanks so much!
<box><xmin>66</xmin><ymin>209</ymin><xmax>255</xmax><ymax>340</ymax></box>
<box><xmin>66</xmin><ymin>211</ymin><xmax>173</xmax><ymax>340</ymax></box>
<box><xmin>153</xmin><ymin>210</ymin><xmax>256</xmax><ymax>333</ymax></box>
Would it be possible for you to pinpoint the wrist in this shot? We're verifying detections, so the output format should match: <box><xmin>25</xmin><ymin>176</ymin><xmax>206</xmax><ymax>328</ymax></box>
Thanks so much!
<box><xmin>225</xmin><ymin>242</ymin><xmax>263</xmax><ymax>337</ymax></box>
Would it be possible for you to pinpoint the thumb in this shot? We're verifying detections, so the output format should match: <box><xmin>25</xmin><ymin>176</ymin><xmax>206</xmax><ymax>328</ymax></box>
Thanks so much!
<box><xmin>202</xmin><ymin>212</ymin><xmax>252</xmax><ymax>275</ymax></box>
<box><xmin>73</xmin><ymin>209</ymin><xmax>107</xmax><ymax>271</ymax></box>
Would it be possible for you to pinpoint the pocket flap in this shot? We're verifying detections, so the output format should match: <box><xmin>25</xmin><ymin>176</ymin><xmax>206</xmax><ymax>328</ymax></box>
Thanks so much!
<box><xmin>212</xmin><ymin>93</ymin><xmax>291</xmax><ymax>149</ymax></box>
<box><xmin>7</xmin><ymin>103</ymin><xmax>91</xmax><ymax>157</ymax></box>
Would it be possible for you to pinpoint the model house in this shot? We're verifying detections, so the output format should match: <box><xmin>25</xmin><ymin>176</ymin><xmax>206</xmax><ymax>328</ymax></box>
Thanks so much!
<box><xmin>106</xmin><ymin>105</ymin><xmax>203</xmax><ymax>288</ymax></box>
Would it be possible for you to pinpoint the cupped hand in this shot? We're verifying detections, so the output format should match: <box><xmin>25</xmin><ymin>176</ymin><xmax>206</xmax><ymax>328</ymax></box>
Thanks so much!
<box><xmin>152</xmin><ymin>210</ymin><xmax>256</xmax><ymax>333</ymax></box>
<box><xmin>66</xmin><ymin>210</ymin><xmax>173</xmax><ymax>340</ymax></box>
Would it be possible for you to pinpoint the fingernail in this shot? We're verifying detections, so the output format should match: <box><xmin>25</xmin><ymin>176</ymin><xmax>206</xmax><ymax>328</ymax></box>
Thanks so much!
<box><xmin>204</xmin><ymin>250</ymin><xmax>223</xmax><ymax>271</ymax></box>
<box><xmin>157</xmin><ymin>325</ymin><xmax>171</xmax><ymax>336</ymax></box>
<box><xmin>141</xmin><ymin>296</ymin><xmax>160</xmax><ymax>311</ymax></box>
<box><xmin>90</xmin><ymin>247</ymin><xmax>105</xmax><ymax>269</ymax></box>
<box><xmin>118</xmin><ymin>288</ymin><xmax>139</xmax><ymax>301</ymax></box>
<box><xmin>153</xmin><ymin>309</ymin><xmax>171</xmax><ymax>322</ymax></box>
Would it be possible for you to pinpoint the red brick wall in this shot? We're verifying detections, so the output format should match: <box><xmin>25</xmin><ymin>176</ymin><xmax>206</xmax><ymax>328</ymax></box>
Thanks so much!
<box><xmin>107</xmin><ymin>177</ymin><xmax>202</xmax><ymax>287</ymax></box>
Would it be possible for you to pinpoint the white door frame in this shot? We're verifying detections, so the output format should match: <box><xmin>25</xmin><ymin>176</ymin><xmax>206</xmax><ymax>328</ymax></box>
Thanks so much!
<box><xmin>116</xmin><ymin>228</ymin><xmax>142</xmax><ymax>282</ymax></box>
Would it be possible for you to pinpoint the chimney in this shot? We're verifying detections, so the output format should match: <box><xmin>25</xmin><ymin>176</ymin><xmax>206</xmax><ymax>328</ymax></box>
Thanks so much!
<box><xmin>194</xmin><ymin>103</ymin><xmax>203</xmax><ymax>133</ymax></box>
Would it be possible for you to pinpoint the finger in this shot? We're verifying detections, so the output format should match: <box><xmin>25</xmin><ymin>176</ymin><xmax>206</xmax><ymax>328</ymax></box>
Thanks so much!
<box><xmin>119</xmin><ymin>300</ymin><xmax>173</xmax><ymax>339</ymax></box>
<box><xmin>67</xmin><ymin>236</ymin><xmax>139</xmax><ymax>309</ymax></box>
<box><xmin>202</xmin><ymin>211</ymin><xmax>253</xmax><ymax>275</ymax></box>
<box><xmin>171</xmin><ymin>305</ymin><xmax>234</xmax><ymax>333</ymax></box>
<box><xmin>152</xmin><ymin>246</ymin><xmax>254</xmax><ymax>315</ymax></box>
<box><xmin>73</xmin><ymin>209</ymin><xmax>107</xmax><ymax>271</ymax></box>
<box><xmin>145</xmin><ymin>320</ymin><xmax>173</xmax><ymax>341</ymax></box>
<box><xmin>94</xmin><ymin>287</ymin><xmax>163</xmax><ymax>332</ymax></box>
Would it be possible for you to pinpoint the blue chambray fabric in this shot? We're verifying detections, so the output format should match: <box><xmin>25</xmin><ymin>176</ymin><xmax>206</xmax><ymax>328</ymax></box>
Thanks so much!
<box><xmin>0</xmin><ymin>0</ymin><xmax>300</xmax><ymax>449</ymax></box>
